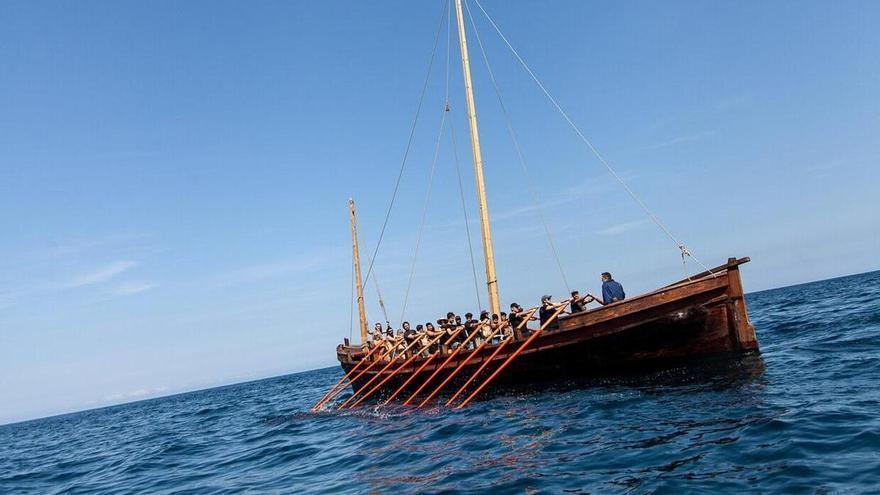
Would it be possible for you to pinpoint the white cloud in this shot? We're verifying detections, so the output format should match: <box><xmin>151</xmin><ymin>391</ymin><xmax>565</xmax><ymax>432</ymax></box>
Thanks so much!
<box><xmin>59</xmin><ymin>261</ymin><xmax>137</xmax><ymax>289</ymax></box>
<box><xmin>114</xmin><ymin>281</ymin><xmax>157</xmax><ymax>296</ymax></box>
<box><xmin>650</xmin><ymin>131</ymin><xmax>716</xmax><ymax>149</ymax></box>
<box><xmin>596</xmin><ymin>219</ymin><xmax>648</xmax><ymax>236</ymax></box>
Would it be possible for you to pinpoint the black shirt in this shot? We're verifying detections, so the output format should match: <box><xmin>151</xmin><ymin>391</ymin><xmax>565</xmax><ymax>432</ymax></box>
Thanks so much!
<box><xmin>464</xmin><ymin>319</ymin><xmax>477</xmax><ymax>333</ymax></box>
<box><xmin>539</xmin><ymin>304</ymin><xmax>560</xmax><ymax>330</ymax></box>
<box><xmin>570</xmin><ymin>298</ymin><xmax>586</xmax><ymax>313</ymax></box>
<box><xmin>508</xmin><ymin>312</ymin><xmax>523</xmax><ymax>331</ymax></box>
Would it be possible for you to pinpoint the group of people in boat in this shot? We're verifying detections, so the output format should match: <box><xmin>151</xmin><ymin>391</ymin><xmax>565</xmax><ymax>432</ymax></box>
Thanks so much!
<box><xmin>364</xmin><ymin>272</ymin><xmax>625</xmax><ymax>361</ymax></box>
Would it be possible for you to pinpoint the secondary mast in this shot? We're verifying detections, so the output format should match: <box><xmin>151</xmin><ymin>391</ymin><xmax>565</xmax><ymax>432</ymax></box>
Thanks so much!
<box><xmin>453</xmin><ymin>0</ymin><xmax>501</xmax><ymax>315</ymax></box>
<box><xmin>348</xmin><ymin>198</ymin><xmax>368</xmax><ymax>343</ymax></box>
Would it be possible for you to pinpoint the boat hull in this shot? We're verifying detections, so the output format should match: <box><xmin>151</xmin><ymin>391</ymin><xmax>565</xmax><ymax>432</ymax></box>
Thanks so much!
<box><xmin>335</xmin><ymin>257</ymin><xmax>758</xmax><ymax>402</ymax></box>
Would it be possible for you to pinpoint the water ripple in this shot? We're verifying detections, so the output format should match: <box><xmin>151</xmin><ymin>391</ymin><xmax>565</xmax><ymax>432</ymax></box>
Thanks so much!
<box><xmin>2</xmin><ymin>271</ymin><xmax>880</xmax><ymax>493</ymax></box>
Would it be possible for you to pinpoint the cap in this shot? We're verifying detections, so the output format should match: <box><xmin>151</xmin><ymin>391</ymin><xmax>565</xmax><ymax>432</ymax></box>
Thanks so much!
<box><xmin>542</xmin><ymin>294</ymin><xmax>552</xmax><ymax>302</ymax></box>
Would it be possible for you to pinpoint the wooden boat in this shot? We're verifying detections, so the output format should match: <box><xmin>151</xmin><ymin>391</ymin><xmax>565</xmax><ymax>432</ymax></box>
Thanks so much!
<box><xmin>321</xmin><ymin>0</ymin><xmax>760</xmax><ymax>409</ymax></box>
<box><xmin>336</xmin><ymin>257</ymin><xmax>758</xmax><ymax>396</ymax></box>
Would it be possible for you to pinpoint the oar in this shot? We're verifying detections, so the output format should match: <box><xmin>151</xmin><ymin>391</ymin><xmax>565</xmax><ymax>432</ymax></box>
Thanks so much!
<box><xmin>311</xmin><ymin>342</ymin><xmax>384</xmax><ymax>411</ymax></box>
<box><xmin>444</xmin><ymin>307</ymin><xmax>538</xmax><ymax>407</ymax></box>
<box><xmin>313</xmin><ymin>339</ymin><xmax>398</xmax><ymax>410</ymax></box>
<box><xmin>403</xmin><ymin>323</ymin><xmax>487</xmax><ymax>406</ymax></box>
<box><xmin>337</xmin><ymin>336</ymin><xmax>424</xmax><ymax>410</ymax></box>
<box><xmin>346</xmin><ymin>331</ymin><xmax>449</xmax><ymax>409</ymax></box>
<box><xmin>380</xmin><ymin>327</ymin><xmax>468</xmax><ymax>406</ymax></box>
<box><xmin>455</xmin><ymin>300</ymin><xmax>570</xmax><ymax>409</ymax></box>
<box><xmin>416</xmin><ymin>326</ymin><xmax>502</xmax><ymax>408</ymax></box>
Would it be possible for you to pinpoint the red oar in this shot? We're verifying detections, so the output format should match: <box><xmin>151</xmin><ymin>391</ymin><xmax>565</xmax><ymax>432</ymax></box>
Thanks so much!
<box><xmin>403</xmin><ymin>324</ymin><xmax>486</xmax><ymax>406</ymax></box>
<box><xmin>346</xmin><ymin>331</ymin><xmax>449</xmax><ymax>409</ymax></box>
<box><xmin>455</xmin><ymin>301</ymin><xmax>570</xmax><ymax>409</ymax></box>
<box><xmin>416</xmin><ymin>326</ymin><xmax>501</xmax><ymax>408</ymax></box>
<box><xmin>444</xmin><ymin>307</ymin><xmax>538</xmax><ymax>407</ymax></box>
<box><xmin>311</xmin><ymin>342</ymin><xmax>384</xmax><ymax>411</ymax></box>
<box><xmin>380</xmin><ymin>327</ymin><xmax>466</xmax><ymax>406</ymax></box>
<box><xmin>313</xmin><ymin>340</ymin><xmax>397</xmax><ymax>411</ymax></box>
<box><xmin>337</xmin><ymin>336</ymin><xmax>424</xmax><ymax>410</ymax></box>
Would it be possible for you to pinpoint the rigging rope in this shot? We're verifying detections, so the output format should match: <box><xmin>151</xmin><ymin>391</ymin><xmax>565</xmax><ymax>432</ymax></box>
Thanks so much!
<box><xmin>399</xmin><ymin>110</ymin><xmax>447</xmax><ymax>322</ymax></box>
<box><xmin>470</xmin><ymin>0</ymin><xmax>715</xmax><ymax>277</ymax></box>
<box><xmin>449</xmin><ymin>112</ymin><xmax>485</xmax><ymax>311</ymax></box>
<box><xmin>367</xmin><ymin>253</ymin><xmax>391</xmax><ymax>325</ymax></box>
<box><xmin>464</xmin><ymin>0</ymin><xmax>571</xmax><ymax>293</ymax></box>
<box><xmin>362</xmin><ymin>0</ymin><xmax>449</xmax><ymax>289</ymax></box>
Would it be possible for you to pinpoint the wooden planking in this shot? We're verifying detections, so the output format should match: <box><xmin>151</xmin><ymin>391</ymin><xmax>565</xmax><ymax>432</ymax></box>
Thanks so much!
<box><xmin>558</xmin><ymin>275</ymin><xmax>729</xmax><ymax>331</ymax></box>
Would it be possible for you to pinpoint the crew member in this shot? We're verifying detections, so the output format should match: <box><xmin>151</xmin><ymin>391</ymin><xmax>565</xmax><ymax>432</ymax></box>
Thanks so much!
<box><xmin>464</xmin><ymin>312</ymin><xmax>478</xmax><ymax>349</ymax></box>
<box><xmin>424</xmin><ymin>322</ymin><xmax>443</xmax><ymax>354</ymax></box>
<box><xmin>599</xmin><ymin>272</ymin><xmax>626</xmax><ymax>305</ymax></box>
<box><xmin>499</xmin><ymin>312</ymin><xmax>511</xmax><ymax>339</ymax></box>
<box><xmin>415</xmin><ymin>324</ymin><xmax>429</xmax><ymax>357</ymax></box>
<box><xmin>508</xmin><ymin>303</ymin><xmax>536</xmax><ymax>341</ymax></box>
<box><xmin>569</xmin><ymin>290</ymin><xmax>595</xmax><ymax>313</ymax></box>
<box><xmin>539</xmin><ymin>295</ymin><xmax>566</xmax><ymax>331</ymax></box>
<box><xmin>402</xmin><ymin>321</ymin><xmax>417</xmax><ymax>357</ymax></box>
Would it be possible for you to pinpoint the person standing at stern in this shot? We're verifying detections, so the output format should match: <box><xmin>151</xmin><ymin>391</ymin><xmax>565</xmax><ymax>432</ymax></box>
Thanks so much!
<box><xmin>599</xmin><ymin>272</ymin><xmax>625</xmax><ymax>305</ymax></box>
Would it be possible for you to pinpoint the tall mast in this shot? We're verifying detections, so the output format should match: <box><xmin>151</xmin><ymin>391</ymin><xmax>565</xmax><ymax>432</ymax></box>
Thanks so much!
<box><xmin>348</xmin><ymin>198</ymin><xmax>368</xmax><ymax>343</ymax></box>
<box><xmin>453</xmin><ymin>0</ymin><xmax>501</xmax><ymax>315</ymax></box>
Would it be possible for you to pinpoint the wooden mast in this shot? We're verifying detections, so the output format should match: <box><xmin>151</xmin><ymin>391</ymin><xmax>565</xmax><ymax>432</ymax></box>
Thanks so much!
<box><xmin>348</xmin><ymin>198</ymin><xmax>368</xmax><ymax>343</ymax></box>
<box><xmin>453</xmin><ymin>0</ymin><xmax>501</xmax><ymax>315</ymax></box>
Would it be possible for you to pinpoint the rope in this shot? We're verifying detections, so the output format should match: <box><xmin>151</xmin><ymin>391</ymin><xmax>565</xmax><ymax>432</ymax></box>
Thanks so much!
<box><xmin>368</xmin><ymin>255</ymin><xmax>390</xmax><ymax>324</ymax></box>
<box><xmin>470</xmin><ymin>0</ymin><xmax>715</xmax><ymax>277</ymax></box>
<box><xmin>449</xmin><ymin>111</ymin><xmax>484</xmax><ymax>312</ymax></box>
<box><xmin>464</xmin><ymin>0</ymin><xmax>571</xmax><ymax>293</ymax></box>
<box><xmin>400</xmin><ymin>107</ymin><xmax>447</xmax><ymax>322</ymax></box>
<box><xmin>362</xmin><ymin>0</ymin><xmax>448</xmax><ymax>289</ymax></box>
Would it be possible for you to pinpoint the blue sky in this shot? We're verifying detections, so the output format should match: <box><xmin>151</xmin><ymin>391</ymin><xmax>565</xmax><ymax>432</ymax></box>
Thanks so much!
<box><xmin>1</xmin><ymin>0</ymin><xmax>878</xmax><ymax>424</ymax></box>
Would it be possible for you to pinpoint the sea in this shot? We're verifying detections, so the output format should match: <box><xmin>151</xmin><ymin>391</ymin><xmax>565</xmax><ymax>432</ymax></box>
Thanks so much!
<box><xmin>2</xmin><ymin>271</ymin><xmax>879</xmax><ymax>494</ymax></box>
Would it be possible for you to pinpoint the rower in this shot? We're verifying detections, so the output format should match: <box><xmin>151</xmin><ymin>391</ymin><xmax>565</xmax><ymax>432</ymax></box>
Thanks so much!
<box><xmin>402</xmin><ymin>321</ymin><xmax>417</xmax><ymax>357</ymax></box>
<box><xmin>463</xmin><ymin>312</ymin><xmax>478</xmax><ymax>349</ymax></box>
<box><xmin>415</xmin><ymin>324</ymin><xmax>429</xmax><ymax>357</ymax></box>
<box><xmin>383</xmin><ymin>328</ymin><xmax>397</xmax><ymax>361</ymax></box>
<box><xmin>569</xmin><ymin>290</ymin><xmax>595</xmax><ymax>313</ymax></box>
<box><xmin>474</xmin><ymin>311</ymin><xmax>490</xmax><ymax>346</ymax></box>
<box><xmin>394</xmin><ymin>328</ymin><xmax>406</xmax><ymax>358</ymax></box>
<box><xmin>489</xmin><ymin>314</ymin><xmax>504</xmax><ymax>344</ymax></box>
<box><xmin>508</xmin><ymin>303</ymin><xmax>536</xmax><ymax>341</ymax></box>
<box><xmin>499</xmin><ymin>312</ymin><xmax>511</xmax><ymax>340</ymax></box>
<box><xmin>539</xmin><ymin>295</ymin><xmax>567</xmax><ymax>331</ymax></box>
<box><xmin>598</xmin><ymin>272</ymin><xmax>626</xmax><ymax>305</ymax></box>
<box><xmin>424</xmin><ymin>322</ymin><xmax>442</xmax><ymax>354</ymax></box>
<box><xmin>453</xmin><ymin>315</ymin><xmax>468</xmax><ymax>348</ymax></box>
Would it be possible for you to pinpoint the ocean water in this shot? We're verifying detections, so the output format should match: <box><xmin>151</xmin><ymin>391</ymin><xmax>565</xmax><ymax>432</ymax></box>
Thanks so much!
<box><xmin>2</xmin><ymin>271</ymin><xmax>879</xmax><ymax>494</ymax></box>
